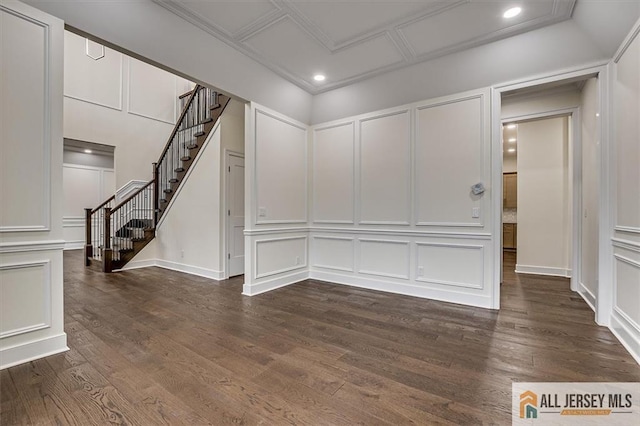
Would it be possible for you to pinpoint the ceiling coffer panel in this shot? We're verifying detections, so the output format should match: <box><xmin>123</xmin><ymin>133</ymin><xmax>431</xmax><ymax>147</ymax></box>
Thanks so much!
<box><xmin>156</xmin><ymin>0</ymin><xmax>577</xmax><ymax>94</ymax></box>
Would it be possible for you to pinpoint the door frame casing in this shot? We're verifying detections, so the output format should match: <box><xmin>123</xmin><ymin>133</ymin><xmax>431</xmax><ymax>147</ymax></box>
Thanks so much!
<box><xmin>490</xmin><ymin>62</ymin><xmax>611</xmax><ymax>327</ymax></box>
<box><xmin>223</xmin><ymin>149</ymin><xmax>245</xmax><ymax>279</ymax></box>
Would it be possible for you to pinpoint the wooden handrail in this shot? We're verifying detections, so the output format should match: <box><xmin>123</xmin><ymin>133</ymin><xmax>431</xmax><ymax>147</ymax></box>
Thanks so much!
<box><xmin>111</xmin><ymin>180</ymin><xmax>154</xmax><ymax>214</ymax></box>
<box><xmin>156</xmin><ymin>84</ymin><xmax>201</xmax><ymax>168</ymax></box>
<box><xmin>91</xmin><ymin>195</ymin><xmax>115</xmax><ymax>214</ymax></box>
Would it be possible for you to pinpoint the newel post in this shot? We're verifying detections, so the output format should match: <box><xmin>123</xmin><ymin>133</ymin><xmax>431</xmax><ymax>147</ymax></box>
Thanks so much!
<box><xmin>102</xmin><ymin>207</ymin><xmax>113</xmax><ymax>272</ymax></box>
<box><xmin>84</xmin><ymin>208</ymin><xmax>93</xmax><ymax>265</ymax></box>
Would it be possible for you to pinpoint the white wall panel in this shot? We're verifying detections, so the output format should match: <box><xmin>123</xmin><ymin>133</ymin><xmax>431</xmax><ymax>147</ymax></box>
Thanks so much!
<box><xmin>255</xmin><ymin>236</ymin><xmax>307</xmax><ymax>279</ymax></box>
<box><xmin>255</xmin><ymin>110</ymin><xmax>307</xmax><ymax>224</ymax></box>
<box><xmin>614</xmin><ymin>33</ymin><xmax>640</xmax><ymax>232</ymax></box>
<box><xmin>63</xmin><ymin>166</ymin><xmax>101</xmax><ymax>217</ymax></box>
<box><xmin>312</xmin><ymin>236</ymin><xmax>354</xmax><ymax>272</ymax></box>
<box><xmin>0</xmin><ymin>261</ymin><xmax>50</xmax><ymax>338</ymax></box>
<box><xmin>63</xmin><ymin>31</ymin><xmax>122</xmax><ymax>110</ymax></box>
<box><xmin>358</xmin><ymin>239</ymin><xmax>409</xmax><ymax>279</ymax></box>
<box><xmin>416</xmin><ymin>243</ymin><xmax>483</xmax><ymax>289</ymax></box>
<box><xmin>313</xmin><ymin>123</ymin><xmax>354</xmax><ymax>223</ymax></box>
<box><xmin>359</xmin><ymin>111</ymin><xmax>410</xmax><ymax>224</ymax></box>
<box><xmin>614</xmin><ymin>251</ymin><xmax>640</xmax><ymax>330</ymax></box>
<box><xmin>128</xmin><ymin>57</ymin><xmax>177</xmax><ymax>124</ymax></box>
<box><xmin>1</xmin><ymin>7</ymin><xmax>48</xmax><ymax>231</ymax></box>
<box><xmin>415</xmin><ymin>96</ymin><xmax>484</xmax><ymax>227</ymax></box>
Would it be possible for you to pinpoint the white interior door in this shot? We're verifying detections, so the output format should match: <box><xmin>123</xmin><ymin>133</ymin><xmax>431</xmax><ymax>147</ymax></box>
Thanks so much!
<box><xmin>227</xmin><ymin>153</ymin><xmax>245</xmax><ymax>277</ymax></box>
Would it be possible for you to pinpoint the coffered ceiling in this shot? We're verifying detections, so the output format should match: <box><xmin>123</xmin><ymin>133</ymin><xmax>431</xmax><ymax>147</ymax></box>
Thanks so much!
<box><xmin>155</xmin><ymin>0</ymin><xmax>576</xmax><ymax>94</ymax></box>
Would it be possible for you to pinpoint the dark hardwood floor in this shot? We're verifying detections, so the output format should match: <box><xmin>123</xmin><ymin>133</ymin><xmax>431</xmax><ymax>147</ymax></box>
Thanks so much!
<box><xmin>2</xmin><ymin>250</ymin><xmax>638</xmax><ymax>425</ymax></box>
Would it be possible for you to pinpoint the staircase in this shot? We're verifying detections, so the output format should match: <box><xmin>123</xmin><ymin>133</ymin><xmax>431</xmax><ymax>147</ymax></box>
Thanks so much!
<box><xmin>85</xmin><ymin>85</ymin><xmax>230</xmax><ymax>272</ymax></box>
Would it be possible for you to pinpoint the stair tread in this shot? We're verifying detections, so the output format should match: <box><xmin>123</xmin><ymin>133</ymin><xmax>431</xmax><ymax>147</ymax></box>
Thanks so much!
<box><xmin>174</xmin><ymin>168</ymin><xmax>185</xmax><ymax>172</ymax></box>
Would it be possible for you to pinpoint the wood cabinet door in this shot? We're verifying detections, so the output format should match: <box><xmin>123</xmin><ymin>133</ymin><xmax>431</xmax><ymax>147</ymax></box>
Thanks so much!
<box><xmin>504</xmin><ymin>173</ymin><xmax>517</xmax><ymax>208</ymax></box>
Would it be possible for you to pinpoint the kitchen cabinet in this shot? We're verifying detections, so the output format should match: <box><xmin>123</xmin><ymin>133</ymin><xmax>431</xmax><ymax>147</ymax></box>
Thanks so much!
<box><xmin>504</xmin><ymin>173</ymin><xmax>517</xmax><ymax>209</ymax></box>
<box><xmin>503</xmin><ymin>223</ymin><xmax>517</xmax><ymax>250</ymax></box>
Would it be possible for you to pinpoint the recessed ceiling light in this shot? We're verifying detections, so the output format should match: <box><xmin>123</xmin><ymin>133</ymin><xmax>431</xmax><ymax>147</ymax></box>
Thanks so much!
<box><xmin>508</xmin><ymin>148</ymin><xmax>516</xmax><ymax>153</ymax></box>
<box><xmin>503</xmin><ymin>7</ymin><xmax>522</xmax><ymax>19</ymax></box>
<box><xmin>508</xmin><ymin>138</ymin><xmax>516</xmax><ymax>143</ymax></box>
<box><xmin>506</xmin><ymin>124</ymin><xmax>517</xmax><ymax>129</ymax></box>
<box><xmin>84</xmin><ymin>149</ymin><xmax>92</xmax><ymax>154</ymax></box>
<box><xmin>313</xmin><ymin>74</ymin><xmax>326</xmax><ymax>82</ymax></box>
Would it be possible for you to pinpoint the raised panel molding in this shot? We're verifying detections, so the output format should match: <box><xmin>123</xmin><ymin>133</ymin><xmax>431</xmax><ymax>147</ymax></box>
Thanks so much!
<box><xmin>311</xmin><ymin>236</ymin><xmax>354</xmax><ymax>272</ymax></box>
<box><xmin>359</xmin><ymin>110</ymin><xmax>411</xmax><ymax>225</ymax></box>
<box><xmin>254</xmin><ymin>109</ymin><xmax>308</xmax><ymax>225</ymax></box>
<box><xmin>0</xmin><ymin>260</ymin><xmax>51</xmax><ymax>339</ymax></box>
<box><xmin>415</xmin><ymin>94</ymin><xmax>485</xmax><ymax>228</ymax></box>
<box><xmin>126</xmin><ymin>58</ymin><xmax>177</xmax><ymax>124</ymax></box>
<box><xmin>615</xmin><ymin>226</ymin><xmax>640</xmax><ymax>235</ymax></box>
<box><xmin>254</xmin><ymin>236</ymin><xmax>308</xmax><ymax>279</ymax></box>
<box><xmin>312</xmin><ymin>122</ymin><xmax>355</xmax><ymax>224</ymax></box>
<box><xmin>416</xmin><ymin>242</ymin><xmax>484</xmax><ymax>289</ymax></box>
<box><xmin>358</xmin><ymin>238</ymin><xmax>410</xmax><ymax>279</ymax></box>
<box><xmin>0</xmin><ymin>6</ymin><xmax>51</xmax><ymax>233</ymax></box>
<box><xmin>63</xmin><ymin>49</ymin><xmax>124</xmax><ymax>111</ymax></box>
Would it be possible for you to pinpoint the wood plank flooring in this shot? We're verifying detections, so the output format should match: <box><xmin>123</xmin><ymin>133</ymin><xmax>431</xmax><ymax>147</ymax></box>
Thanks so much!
<box><xmin>1</xmin><ymin>250</ymin><xmax>639</xmax><ymax>425</ymax></box>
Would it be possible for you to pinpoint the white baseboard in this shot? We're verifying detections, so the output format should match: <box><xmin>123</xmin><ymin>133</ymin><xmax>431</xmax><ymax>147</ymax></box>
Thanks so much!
<box><xmin>0</xmin><ymin>333</ymin><xmax>68</xmax><ymax>370</ymax></box>
<box><xmin>242</xmin><ymin>270</ymin><xmax>309</xmax><ymax>296</ymax></box>
<box><xmin>515</xmin><ymin>264</ymin><xmax>572</xmax><ymax>278</ymax></box>
<box><xmin>309</xmin><ymin>270</ymin><xmax>493</xmax><ymax>309</ymax></box>
<box><xmin>578</xmin><ymin>282</ymin><xmax>597</xmax><ymax>312</ymax></box>
<box><xmin>116</xmin><ymin>258</ymin><xmax>224</xmax><ymax>281</ymax></box>
<box><xmin>63</xmin><ymin>240</ymin><xmax>84</xmax><ymax>251</ymax></box>
<box><xmin>610</xmin><ymin>309</ymin><xmax>640</xmax><ymax>365</ymax></box>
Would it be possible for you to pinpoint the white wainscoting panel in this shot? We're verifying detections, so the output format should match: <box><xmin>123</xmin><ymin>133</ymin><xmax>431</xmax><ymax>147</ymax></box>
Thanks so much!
<box><xmin>63</xmin><ymin>31</ymin><xmax>123</xmax><ymax>110</ymax></box>
<box><xmin>313</xmin><ymin>122</ymin><xmax>355</xmax><ymax>223</ymax></box>
<box><xmin>358</xmin><ymin>238</ymin><xmax>410</xmax><ymax>279</ymax></box>
<box><xmin>63</xmin><ymin>165</ymin><xmax>102</xmax><ymax>217</ymax></box>
<box><xmin>1</xmin><ymin>7</ymin><xmax>49</xmax><ymax>232</ymax></box>
<box><xmin>416</xmin><ymin>242</ymin><xmax>483</xmax><ymax>289</ymax></box>
<box><xmin>359</xmin><ymin>111</ymin><xmax>411</xmax><ymax>225</ymax></box>
<box><xmin>255</xmin><ymin>236</ymin><xmax>308</xmax><ymax>279</ymax></box>
<box><xmin>255</xmin><ymin>110</ymin><xmax>308</xmax><ymax>224</ymax></box>
<box><xmin>311</xmin><ymin>236</ymin><xmax>354</xmax><ymax>272</ymax></box>
<box><xmin>0</xmin><ymin>261</ymin><xmax>51</xmax><ymax>338</ymax></box>
<box><xmin>415</xmin><ymin>95</ymin><xmax>484</xmax><ymax>227</ymax></box>
<box><xmin>127</xmin><ymin>58</ymin><xmax>177</xmax><ymax>124</ymax></box>
<box><xmin>613</xmin><ymin>251</ymin><xmax>640</xmax><ymax>331</ymax></box>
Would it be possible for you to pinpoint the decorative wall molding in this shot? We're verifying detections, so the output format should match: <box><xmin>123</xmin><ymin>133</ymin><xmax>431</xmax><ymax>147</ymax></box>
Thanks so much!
<box><xmin>415</xmin><ymin>242</ymin><xmax>484</xmax><ymax>289</ymax></box>
<box><xmin>63</xmin><ymin>50</ymin><xmax>124</xmax><ymax>112</ymax></box>
<box><xmin>62</xmin><ymin>217</ymin><xmax>85</xmax><ymax>228</ymax></box>
<box><xmin>243</xmin><ymin>270</ymin><xmax>309</xmax><ymax>296</ymax></box>
<box><xmin>357</xmin><ymin>238</ymin><xmax>410</xmax><ymax>280</ymax></box>
<box><xmin>253</xmin><ymin>108</ymin><xmax>308</xmax><ymax>226</ymax></box>
<box><xmin>612</xmin><ymin>237</ymin><xmax>640</xmax><ymax>253</ymax></box>
<box><xmin>311</xmin><ymin>236</ymin><xmax>354</xmax><ymax>272</ymax></box>
<box><xmin>63</xmin><ymin>241</ymin><xmax>84</xmax><ymax>251</ymax></box>
<box><xmin>0</xmin><ymin>260</ymin><xmax>51</xmax><ymax>339</ymax></box>
<box><xmin>0</xmin><ymin>6</ymin><xmax>51</xmax><ymax>234</ymax></box>
<box><xmin>0</xmin><ymin>240</ymin><xmax>65</xmax><ymax>254</ymax></box>
<box><xmin>614</xmin><ymin>226</ymin><xmax>640</xmax><ymax>235</ymax></box>
<box><xmin>578</xmin><ymin>282</ymin><xmax>597</xmax><ymax>312</ymax></box>
<box><xmin>246</xmin><ymin>226</ymin><xmax>492</xmax><ymax>239</ymax></box>
<box><xmin>126</xmin><ymin>59</ymin><xmax>177</xmax><ymax>125</ymax></box>
<box><xmin>254</xmin><ymin>236</ymin><xmax>308</xmax><ymax>279</ymax></box>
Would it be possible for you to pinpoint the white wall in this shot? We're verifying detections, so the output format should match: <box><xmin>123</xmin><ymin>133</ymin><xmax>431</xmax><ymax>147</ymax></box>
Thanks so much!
<box><xmin>63</xmin><ymin>30</ymin><xmax>193</xmax><ymax>189</ymax></box>
<box><xmin>308</xmin><ymin>90</ymin><xmax>493</xmax><ymax>308</ymax></box>
<box><xmin>0</xmin><ymin>0</ymin><xmax>67</xmax><ymax>369</ymax></box>
<box><xmin>580</xmin><ymin>78</ymin><xmax>600</xmax><ymax>308</ymax></box>
<box><xmin>123</xmin><ymin>99</ymin><xmax>245</xmax><ymax>279</ymax></box>
<box><xmin>243</xmin><ymin>104</ymin><xmax>310</xmax><ymax>295</ymax></box>
<box><xmin>243</xmin><ymin>88</ymin><xmax>494</xmax><ymax>308</ymax></box>
<box><xmin>610</xmin><ymin>22</ymin><xmax>640</xmax><ymax>363</ymax></box>
<box><xmin>23</xmin><ymin>0</ymin><xmax>312</xmax><ymax>124</ymax></box>
<box><xmin>516</xmin><ymin>117</ymin><xmax>572</xmax><ymax>277</ymax></box>
<box><xmin>62</xmin><ymin>163</ymin><xmax>114</xmax><ymax>250</ymax></box>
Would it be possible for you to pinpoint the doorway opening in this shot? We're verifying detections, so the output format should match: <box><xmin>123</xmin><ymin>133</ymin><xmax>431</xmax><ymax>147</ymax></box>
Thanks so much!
<box><xmin>494</xmin><ymin>72</ymin><xmax>602</xmax><ymax>322</ymax></box>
